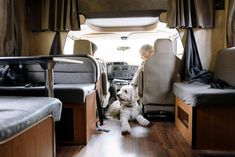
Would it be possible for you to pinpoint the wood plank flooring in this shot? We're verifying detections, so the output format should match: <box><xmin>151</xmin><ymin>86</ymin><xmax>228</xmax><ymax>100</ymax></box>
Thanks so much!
<box><xmin>56</xmin><ymin>119</ymin><xmax>235</xmax><ymax>157</ymax></box>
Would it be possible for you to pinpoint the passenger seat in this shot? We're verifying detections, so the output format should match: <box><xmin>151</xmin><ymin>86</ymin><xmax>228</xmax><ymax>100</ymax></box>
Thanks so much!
<box><xmin>138</xmin><ymin>38</ymin><xmax>180</xmax><ymax>119</ymax></box>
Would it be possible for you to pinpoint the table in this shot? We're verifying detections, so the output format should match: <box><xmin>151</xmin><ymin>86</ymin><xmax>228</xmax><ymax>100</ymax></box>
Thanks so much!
<box><xmin>0</xmin><ymin>55</ymin><xmax>83</xmax><ymax>97</ymax></box>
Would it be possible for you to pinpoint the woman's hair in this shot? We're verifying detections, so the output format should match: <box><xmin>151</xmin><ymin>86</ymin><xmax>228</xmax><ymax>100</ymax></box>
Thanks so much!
<box><xmin>139</xmin><ymin>44</ymin><xmax>154</xmax><ymax>60</ymax></box>
<box><xmin>91</xmin><ymin>42</ymin><xmax>97</xmax><ymax>53</ymax></box>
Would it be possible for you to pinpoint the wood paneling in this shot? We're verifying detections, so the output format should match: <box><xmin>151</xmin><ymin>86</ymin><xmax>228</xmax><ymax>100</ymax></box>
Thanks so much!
<box><xmin>195</xmin><ymin>105</ymin><xmax>235</xmax><ymax>150</ymax></box>
<box><xmin>56</xmin><ymin>90</ymin><xmax>96</xmax><ymax>145</ymax></box>
<box><xmin>175</xmin><ymin>97</ymin><xmax>193</xmax><ymax>146</ymax></box>
<box><xmin>0</xmin><ymin>116</ymin><xmax>54</xmax><ymax>157</ymax></box>
<box><xmin>175</xmin><ymin>97</ymin><xmax>235</xmax><ymax>150</ymax></box>
<box><xmin>86</xmin><ymin>90</ymin><xmax>97</xmax><ymax>141</ymax></box>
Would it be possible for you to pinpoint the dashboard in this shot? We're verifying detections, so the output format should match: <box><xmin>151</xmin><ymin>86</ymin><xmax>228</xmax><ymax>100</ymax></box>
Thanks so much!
<box><xmin>106</xmin><ymin>62</ymin><xmax>138</xmax><ymax>81</ymax></box>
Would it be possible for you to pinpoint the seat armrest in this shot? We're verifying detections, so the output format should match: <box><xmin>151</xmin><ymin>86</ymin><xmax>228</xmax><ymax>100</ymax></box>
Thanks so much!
<box><xmin>101</xmin><ymin>72</ymin><xmax>108</xmax><ymax>95</ymax></box>
<box><xmin>138</xmin><ymin>71</ymin><xmax>143</xmax><ymax>97</ymax></box>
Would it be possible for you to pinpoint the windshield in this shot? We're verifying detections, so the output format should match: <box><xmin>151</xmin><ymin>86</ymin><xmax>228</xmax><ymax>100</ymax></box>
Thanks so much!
<box><xmin>63</xmin><ymin>20</ymin><xmax>183</xmax><ymax>65</ymax></box>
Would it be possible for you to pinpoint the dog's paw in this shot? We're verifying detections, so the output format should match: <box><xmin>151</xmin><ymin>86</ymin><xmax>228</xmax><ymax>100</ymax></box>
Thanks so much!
<box><xmin>142</xmin><ymin>119</ymin><xmax>150</xmax><ymax>126</ymax></box>
<box><xmin>136</xmin><ymin>115</ymin><xmax>150</xmax><ymax>126</ymax></box>
<box><xmin>121</xmin><ymin>124</ymin><xmax>131</xmax><ymax>135</ymax></box>
<box><xmin>121</xmin><ymin>130</ymin><xmax>130</xmax><ymax>135</ymax></box>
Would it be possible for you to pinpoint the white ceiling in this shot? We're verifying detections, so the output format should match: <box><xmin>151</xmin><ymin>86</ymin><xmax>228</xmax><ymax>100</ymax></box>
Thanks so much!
<box><xmin>86</xmin><ymin>17</ymin><xmax>159</xmax><ymax>27</ymax></box>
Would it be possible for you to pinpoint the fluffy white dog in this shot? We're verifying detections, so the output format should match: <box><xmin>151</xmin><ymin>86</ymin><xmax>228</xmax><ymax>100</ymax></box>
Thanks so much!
<box><xmin>106</xmin><ymin>85</ymin><xmax>150</xmax><ymax>135</ymax></box>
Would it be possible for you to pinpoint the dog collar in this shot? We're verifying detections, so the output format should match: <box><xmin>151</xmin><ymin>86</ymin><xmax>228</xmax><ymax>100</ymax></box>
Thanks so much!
<box><xmin>121</xmin><ymin>102</ymin><xmax>133</xmax><ymax>107</ymax></box>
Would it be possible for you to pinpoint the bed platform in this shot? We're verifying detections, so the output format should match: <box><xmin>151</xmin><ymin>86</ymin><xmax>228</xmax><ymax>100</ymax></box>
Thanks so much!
<box><xmin>173</xmin><ymin>47</ymin><xmax>235</xmax><ymax>150</ymax></box>
<box><xmin>0</xmin><ymin>96</ymin><xmax>62</xmax><ymax>157</ymax></box>
<box><xmin>0</xmin><ymin>55</ymin><xmax>99</xmax><ymax>145</ymax></box>
<box><xmin>174</xmin><ymin>82</ymin><xmax>235</xmax><ymax>150</ymax></box>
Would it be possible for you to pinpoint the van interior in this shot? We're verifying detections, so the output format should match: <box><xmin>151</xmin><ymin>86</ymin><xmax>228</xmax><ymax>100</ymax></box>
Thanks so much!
<box><xmin>0</xmin><ymin>0</ymin><xmax>235</xmax><ymax>157</ymax></box>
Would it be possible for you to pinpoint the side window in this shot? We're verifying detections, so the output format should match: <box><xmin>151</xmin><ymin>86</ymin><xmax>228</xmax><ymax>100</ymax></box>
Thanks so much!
<box><xmin>172</xmin><ymin>36</ymin><xmax>184</xmax><ymax>59</ymax></box>
<box><xmin>63</xmin><ymin>34</ymin><xmax>75</xmax><ymax>55</ymax></box>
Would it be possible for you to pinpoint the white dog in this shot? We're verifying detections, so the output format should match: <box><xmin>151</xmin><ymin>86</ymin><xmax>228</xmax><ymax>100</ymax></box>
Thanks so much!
<box><xmin>106</xmin><ymin>85</ymin><xmax>150</xmax><ymax>135</ymax></box>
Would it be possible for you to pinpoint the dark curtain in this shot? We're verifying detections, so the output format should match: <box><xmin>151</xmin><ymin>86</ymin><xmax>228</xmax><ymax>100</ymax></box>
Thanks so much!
<box><xmin>167</xmin><ymin>0</ymin><xmax>214</xmax><ymax>82</ymax></box>
<box><xmin>29</xmin><ymin>0</ymin><xmax>80</xmax><ymax>55</ymax></box>
<box><xmin>179</xmin><ymin>28</ymin><xmax>203</xmax><ymax>81</ymax></box>
<box><xmin>167</xmin><ymin>0</ymin><xmax>214</xmax><ymax>28</ymax></box>
<box><xmin>29</xmin><ymin>0</ymin><xmax>80</xmax><ymax>31</ymax></box>
<box><xmin>227</xmin><ymin>0</ymin><xmax>235</xmax><ymax>47</ymax></box>
<box><xmin>49</xmin><ymin>32</ymin><xmax>62</xmax><ymax>55</ymax></box>
<box><xmin>0</xmin><ymin>0</ymin><xmax>22</xmax><ymax>56</ymax></box>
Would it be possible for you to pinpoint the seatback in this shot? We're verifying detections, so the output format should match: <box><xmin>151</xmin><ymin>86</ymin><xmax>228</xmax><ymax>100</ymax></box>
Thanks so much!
<box><xmin>73</xmin><ymin>39</ymin><xmax>93</xmax><ymax>55</ymax></box>
<box><xmin>140</xmin><ymin>38</ymin><xmax>178</xmax><ymax>107</ymax></box>
<box><xmin>26</xmin><ymin>40</ymin><xmax>99</xmax><ymax>84</ymax></box>
<box><xmin>213</xmin><ymin>47</ymin><xmax>235</xmax><ymax>87</ymax></box>
<box><xmin>73</xmin><ymin>39</ymin><xmax>108</xmax><ymax>106</ymax></box>
<box><xmin>26</xmin><ymin>56</ymin><xmax>99</xmax><ymax>84</ymax></box>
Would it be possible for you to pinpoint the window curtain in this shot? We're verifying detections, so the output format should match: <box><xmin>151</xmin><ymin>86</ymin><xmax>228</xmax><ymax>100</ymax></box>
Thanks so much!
<box><xmin>167</xmin><ymin>0</ymin><xmax>214</xmax><ymax>82</ymax></box>
<box><xmin>0</xmin><ymin>0</ymin><xmax>22</xmax><ymax>56</ymax></box>
<box><xmin>49</xmin><ymin>32</ymin><xmax>62</xmax><ymax>55</ymax></box>
<box><xmin>179</xmin><ymin>28</ymin><xmax>203</xmax><ymax>81</ymax></box>
<box><xmin>227</xmin><ymin>0</ymin><xmax>235</xmax><ymax>47</ymax></box>
<box><xmin>167</xmin><ymin>0</ymin><xmax>214</xmax><ymax>28</ymax></box>
<box><xmin>29</xmin><ymin>0</ymin><xmax>80</xmax><ymax>55</ymax></box>
<box><xmin>29</xmin><ymin>0</ymin><xmax>80</xmax><ymax>31</ymax></box>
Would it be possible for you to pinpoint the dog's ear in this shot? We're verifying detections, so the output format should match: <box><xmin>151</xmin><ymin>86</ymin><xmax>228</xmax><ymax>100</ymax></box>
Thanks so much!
<box><xmin>131</xmin><ymin>86</ymin><xmax>139</xmax><ymax>101</ymax></box>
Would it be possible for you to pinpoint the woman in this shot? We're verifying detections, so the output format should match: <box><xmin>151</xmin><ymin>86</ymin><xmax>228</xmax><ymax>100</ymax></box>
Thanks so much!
<box><xmin>107</xmin><ymin>44</ymin><xmax>154</xmax><ymax>104</ymax></box>
<box><xmin>131</xmin><ymin>44</ymin><xmax>154</xmax><ymax>87</ymax></box>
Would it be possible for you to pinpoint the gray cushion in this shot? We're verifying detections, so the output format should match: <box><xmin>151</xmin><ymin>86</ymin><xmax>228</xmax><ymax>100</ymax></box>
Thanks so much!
<box><xmin>173</xmin><ymin>48</ymin><xmax>235</xmax><ymax>107</ymax></box>
<box><xmin>213</xmin><ymin>48</ymin><xmax>235</xmax><ymax>87</ymax></box>
<box><xmin>0</xmin><ymin>56</ymin><xmax>98</xmax><ymax>104</ymax></box>
<box><xmin>26</xmin><ymin>56</ymin><xmax>98</xmax><ymax>84</ymax></box>
<box><xmin>0</xmin><ymin>84</ymin><xmax>95</xmax><ymax>104</ymax></box>
<box><xmin>53</xmin><ymin>84</ymin><xmax>95</xmax><ymax>103</ymax></box>
<box><xmin>173</xmin><ymin>82</ymin><xmax>235</xmax><ymax>106</ymax></box>
<box><xmin>0</xmin><ymin>96</ymin><xmax>62</xmax><ymax>141</ymax></box>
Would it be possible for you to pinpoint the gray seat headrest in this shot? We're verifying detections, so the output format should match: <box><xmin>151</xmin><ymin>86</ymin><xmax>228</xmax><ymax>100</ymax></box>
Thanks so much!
<box><xmin>73</xmin><ymin>39</ymin><xmax>93</xmax><ymax>55</ymax></box>
<box><xmin>154</xmin><ymin>38</ymin><xmax>173</xmax><ymax>53</ymax></box>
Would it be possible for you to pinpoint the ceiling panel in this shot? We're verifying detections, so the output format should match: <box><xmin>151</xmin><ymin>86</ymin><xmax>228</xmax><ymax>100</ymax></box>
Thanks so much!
<box><xmin>78</xmin><ymin>0</ymin><xmax>167</xmax><ymax>18</ymax></box>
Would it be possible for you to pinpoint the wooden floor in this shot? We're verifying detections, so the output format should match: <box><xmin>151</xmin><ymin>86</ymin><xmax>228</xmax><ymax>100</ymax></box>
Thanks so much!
<box><xmin>56</xmin><ymin>119</ymin><xmax>235</xmax><ymax>157</ymax></box>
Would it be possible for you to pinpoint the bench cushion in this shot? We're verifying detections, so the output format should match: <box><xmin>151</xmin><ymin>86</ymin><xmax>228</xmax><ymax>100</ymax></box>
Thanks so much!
<box><xmin>53</xmin><ymin>84</ymin><xmax>95</xmax><ymax>103</ymax></box>
<box><xmin>0</xmin><ymin>84</ymin><xmax>95</xmax><ymax>104</ymax></box>
<box><xmin>0</xmin><ymin>96</ymin><xmax>62</xmax><ymax>141</ymax></box>
<box><xmin>213</xmin><ymin>48</ymin><xmax>235</xmax><ymax>87</ymax></box>
<box><xmin>173</xmin><ymin>82</ymin><xmax>235</xmax><ymax>106</ymax></box>
<box><xmin>26</xmin><ymin>56</ymin><xmax>98</xmax><ymax>84</ymax></box>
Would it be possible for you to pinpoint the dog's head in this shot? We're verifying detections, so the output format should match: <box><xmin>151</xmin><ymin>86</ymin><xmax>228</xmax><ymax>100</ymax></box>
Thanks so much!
<box><xmin>117</xmin><ymin>85</ymin><xmax>139</xmax><ymax>107</ymax></box>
